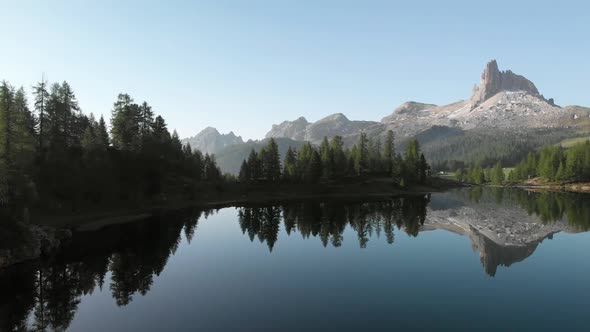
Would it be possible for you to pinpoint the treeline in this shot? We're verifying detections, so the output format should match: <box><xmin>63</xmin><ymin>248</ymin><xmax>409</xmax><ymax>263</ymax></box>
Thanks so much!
<box><xmin>422</xmin><ymin>127</ymin><xmax>576</xmax><ymax>171</ymax></box>
<box><xmin>0</xmin><ymin>79</ymin><xmax>222</xmax><ymax>216</ymax></box>
<box><xmin>454</xmin><ymin>162</ymin><xmax>506</xmax><ymax>185</ymax></box>
<box><xmin>238</xmin><ymin>131</ymin><xmax>431</xmax><ymax>186</ymax></box>
<box><xmin>508</xmin><ymin>141</ymin><xmax>590</xmax><ymax>182</ymax></box>
<box><xmin>453</xmin><ymin>140</ymin><xmax>590</xmax><ymax>185</ymax></box>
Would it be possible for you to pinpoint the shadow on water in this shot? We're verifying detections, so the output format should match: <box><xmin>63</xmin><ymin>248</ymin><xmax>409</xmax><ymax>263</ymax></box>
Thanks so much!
<box><xmin>1</xmin><ymin>188</ymin><xmax>589</xmax><ymax>330</ymax></box>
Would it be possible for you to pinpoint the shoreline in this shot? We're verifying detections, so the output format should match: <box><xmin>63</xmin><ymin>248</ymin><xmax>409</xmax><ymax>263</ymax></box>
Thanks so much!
<box><xmin>509</xmin><ymin>183</ymin><xmax>590</xmax><ymax>194</ymax></box>
<box><xmin>1</xmin><ymin>177</ymin><xmax>458</xmax><ymax>269</ymax></box>
<box><xmin>43</xmin><ymin>178</ymin><xmax>457</xmax><ymax>231</ymax></box>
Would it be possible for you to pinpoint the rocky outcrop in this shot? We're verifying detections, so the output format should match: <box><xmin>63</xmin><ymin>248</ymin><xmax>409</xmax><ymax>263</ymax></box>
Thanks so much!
<box><xmin>470</xmin><ymin>59</ymin><xmax>542</xmax><ymax>106</ymax></box>
<box><xmin>182</xmin><ymin>127</ymin><xmax>244</xmax><ymax>155</ymax></box>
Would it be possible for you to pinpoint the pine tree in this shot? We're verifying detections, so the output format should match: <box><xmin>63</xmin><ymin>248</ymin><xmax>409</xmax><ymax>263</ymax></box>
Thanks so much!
<box><xmin>282</xmin><ymin>146</ymin><xmax>297</xmax><ymax>182</ymax></box>
<box><xmin>111</xmin><ymin>93</ymin><xmax>141</xmax><ymax>151</ymax></box>
<box><xmin>152</xmin><ymin>115</ymin><xmax>170</xmax><ymax>143</ymax></box>
<box><xmin>239</xmin><ymin>160</ymin><xmax>250</xmax><ymax>183</ymax></box>
<box><xmin>0</xmin><ymin>81</ymin><xmax>15</xmax><ymax>167</ymax></box>
<box><xmin>308</xmin><ymin>149</ymin><xmax>322</xmax><ymax>183</ymax></box>
<box><xmin>59</xmin><ymin>82</ymin><xmax>81</xmax><ymax>147</ymax></box>
<box><xmin>97</xmin><ymin>116</ymin><xmax>110</xmax><ymax>148</ymax></box>
<box><xmin>247</xmin><ymin>149</ymin><xmax>260</xmax><ymax>181</ymax></box>
<box><xmin>556</xmin><ymin>161</ymin><xmax>566</xmax><ymax>182</ymax></box>
<box><xmin>33</xmin><ymin>77</ymin><xmax>49</xmax><ymax>151</ymax></box>
<box><xmin>330</xmin><ymin>136</ymin><xmax>346</xmax><ymax>178</ymax></box>
<box><xmin>320</xmin><ymin>137</ymin><xmax>333</xmax><ymax>179</ymax></box>
<box><xmin>297</xmin><ymin>143</ymin><xmax>313</xmax><ymax>181</ymax></box>
<box><xmin>404</xmin><ymin>139</ymin><xmax>421</xmax><ymax>183</ymax></box>
<box><xmin>382</xmin><ymin>130</ymin><xmax>395</xmax><ymax>174</ymax></box>
<box><xmin>13</xmin><ymin>87</ymin><xmax>37</xmax><ymax>161</ymax></box>
<box><xmin>261</xmin><ymin>138</ymin><xmax>281</xmax><ymax>182</ymax></box>
<box><xmin>138</xmin><ymin>101</ymin><xmax>154</xmax><ymax>140</ymax></box>
<box><xmin>392</xmin><ymin>154</ymin><xmax>403</xmax><ymax>184</ymax></box>
<box><xmin>491</xmin><ymin>162</ymin><xmax>505</xmax><ymax>185</ymax></box>
<box><xmin>356</xmin><ymin>133</ymin><xmax>369</xmax><ymax>176</ymax></box>
<box><xmin>419</xmin><ymin>154</ymin><xmax>430</xmax><ymax>183</ymax></box>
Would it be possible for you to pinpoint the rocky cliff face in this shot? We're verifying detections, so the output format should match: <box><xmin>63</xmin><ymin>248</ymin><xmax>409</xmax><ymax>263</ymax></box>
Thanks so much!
<box><xmin>378</xmin><ymin>59</ymin><xmax>590</xmax><ymax>139</ymax></box>
<box><xmin>266</xmin><ymin>113</ymin><xmax>381</xmax><ymax>145</ymax></box>
<box><xmin>182</xmin><ymin>127</ymin><xmax>244</xmax><ymax>155</ymax></box>
<box><xmin>470</xmin><ymin>59</ymin><xmax>542</xmax><ymax>106</ymax></box>
<box><xmin>265</xmin><ymin>116</ymin><xmax>309</xmax><ymax>141</ymax></box>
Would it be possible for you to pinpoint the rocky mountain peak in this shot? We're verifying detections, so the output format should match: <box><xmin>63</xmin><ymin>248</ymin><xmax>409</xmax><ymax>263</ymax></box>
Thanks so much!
<box><xmin>200</xmin><ymin>126</ymin><xmax>221</xmax><ymax>135</ymax></box>
<box><xmin>470</xmin><ymin>59</ymin><xmax>541</xmax><ymax>106</ymax></box>
<box><xmin>319</xmin><ymin>113</ymin><xmax>349</xmax><ymax>123</ymax></box>
<box><xmin>265</xmin><ymin>116</ymin><xmax>310</xmax><ymax>141</ymax></box>
<box><xmin>182</xmin><ymin>127</ymin><xmax>244</xmax><ymax>155</ymax></box>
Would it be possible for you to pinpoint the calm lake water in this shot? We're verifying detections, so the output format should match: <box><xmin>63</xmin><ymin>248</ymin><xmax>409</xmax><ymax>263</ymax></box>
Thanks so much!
<box><xmin>1</xmin><ymin>188</ymin><xmax>590</xmax><ymax>331</ymax></box>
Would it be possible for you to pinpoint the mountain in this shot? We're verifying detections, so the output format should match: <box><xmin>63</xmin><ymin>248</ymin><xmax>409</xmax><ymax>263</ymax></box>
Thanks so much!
<box><xmin>470</xmin><ymin>59</ymin><xmax>546</xmax><ymax>106</ymax></box>
<box><xmin>380</xmin><ymin>60</ymin><xmax>590</xmax><ymax>136</ymax></box>
<box><xmin>266</xmin><ymin>60</ymin><xmax>590</xmax><ymax>144</ymax></box>
<box><xmin>185</xmin><ymin>59</ymin><xmax>590</xmax><ymax>173</ymax></box>
<box><xmin>265</xmin><ymin>116</ymin><xmax>309</xmax><ymax>141</ymax></box>
<box><xmin>182</xmin><ymin>127</ymin><xmax>243</xmax><ymax>155</ymax></box>
<box><xmin>265</xmin><ymin>113</ymin><xmax>382</xmax><ymax>145</ymax></box>
<box><xmin>263</xmin><ymin>59</ymin><xmax>590</xmax><ymax>168</ymax></box>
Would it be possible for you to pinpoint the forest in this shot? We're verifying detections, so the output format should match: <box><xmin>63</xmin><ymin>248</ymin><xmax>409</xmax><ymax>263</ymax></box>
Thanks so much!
<box><xmin>0</xmin><ymin>79</ymin><xmax>223</xmax><ymax>220</ymax></box>
<box><xmin>238</xmin><ymin>132</ymin><xmax>431</xmax><ymax>187</ymax></box>
<box><xmin>0</xmin><ymin>78</ymin><xmax>433</xmax><ymax>222</ymax></box>
<box><xmin>507</xmin><ymin>141</ymin><xmax>590</xmax><ymax>183</ymax></box>
<box><xmin>454</xmin><ymin>140</ymin><xmax>590</xmax><ymax>185</ymax></box>
<box><xmin>421</xmin><ymin>126</ymin><xmax>577</xmax><ymax>171</ymax></box>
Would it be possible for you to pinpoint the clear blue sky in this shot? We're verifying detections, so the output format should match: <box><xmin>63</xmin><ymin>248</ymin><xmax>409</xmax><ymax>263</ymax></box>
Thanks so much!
<box><xmin>1</xmin><ymin>0</ymin><xmax>588</xmax><ymax>140</ymax></box>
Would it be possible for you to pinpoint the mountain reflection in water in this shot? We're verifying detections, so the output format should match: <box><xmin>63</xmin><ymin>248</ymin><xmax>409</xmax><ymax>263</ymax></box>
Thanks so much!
<box><xmin>1</xmin><ymin>188</ymin><xmax>589</xmax><ymax>331</ymax></box>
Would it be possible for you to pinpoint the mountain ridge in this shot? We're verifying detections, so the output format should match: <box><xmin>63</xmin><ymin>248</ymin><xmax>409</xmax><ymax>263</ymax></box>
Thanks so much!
<box><xmin>183</xmin><ymin>59</ymin><xmax>590</xmax><ymax>173</ymax></box>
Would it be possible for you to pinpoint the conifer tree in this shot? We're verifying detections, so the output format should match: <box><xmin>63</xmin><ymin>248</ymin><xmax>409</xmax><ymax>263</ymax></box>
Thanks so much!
<box><xmin>382</xmin><ymin>130</ymin><xmax>395</xmax><ymax>174</ymax></box>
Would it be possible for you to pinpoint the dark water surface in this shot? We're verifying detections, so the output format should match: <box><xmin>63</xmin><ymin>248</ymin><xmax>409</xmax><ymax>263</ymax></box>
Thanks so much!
<box><xmin>1</xmin><ymin>188</ymin><xmax>590</xmax><ymax>331</ymax></box>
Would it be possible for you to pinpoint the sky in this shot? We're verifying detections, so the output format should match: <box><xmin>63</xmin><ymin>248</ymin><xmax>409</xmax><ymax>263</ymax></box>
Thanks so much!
<box><xmin>1</xmin><ymin>0</ymin><xmax>589</xmax><ymax>140</ymax></box>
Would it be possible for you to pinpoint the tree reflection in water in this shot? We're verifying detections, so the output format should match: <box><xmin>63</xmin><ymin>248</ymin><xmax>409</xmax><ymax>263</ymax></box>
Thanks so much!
<box><xmin>4</xmin><ymin>190</ymin><xmax>590</xmax><ymax>331</ymax></box>
<box><xmin>0</xmin><ymin>208</ymin><xmax>204</xmax><ymax>331</ymax></box>
<box><xmin>238</xmin><ymin>196</ymin><xmax>430</xmax><ymax>250</ymax></box>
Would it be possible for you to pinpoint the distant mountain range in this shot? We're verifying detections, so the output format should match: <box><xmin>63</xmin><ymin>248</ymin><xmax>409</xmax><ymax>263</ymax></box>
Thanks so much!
<box><xmin>183</xmin><ymin>60</ymin><xmax>590</xmax><ymax>174</ymax></box>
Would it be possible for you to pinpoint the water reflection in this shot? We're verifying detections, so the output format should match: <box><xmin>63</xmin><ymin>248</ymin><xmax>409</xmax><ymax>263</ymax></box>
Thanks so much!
<box><xmin>457</xmin><ymin>187</ymin><xmax>590</xmax><ymax>231</ymax></box>
<box><xmin>238</xmin><ymin>196</ymin><xmax>430</xmax><ymax>250</ymax></box>
<box><xmin>1</xmin><ymin>189</ymin><xmax>589</xmax><ymax>331</ymax></box>
<box><xmin>0</xmin><ymin>209</ymin><xmax>203</xmax><ymax>331</ymax></box>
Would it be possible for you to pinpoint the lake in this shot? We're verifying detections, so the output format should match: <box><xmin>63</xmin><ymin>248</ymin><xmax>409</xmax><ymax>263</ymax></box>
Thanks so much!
<box><xmin>1</xmin><ymin>188</ymin><xmax>589</xmax><ymax>331</ymax></box>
